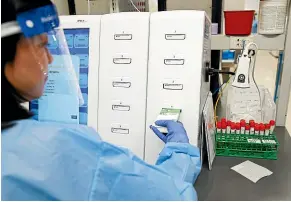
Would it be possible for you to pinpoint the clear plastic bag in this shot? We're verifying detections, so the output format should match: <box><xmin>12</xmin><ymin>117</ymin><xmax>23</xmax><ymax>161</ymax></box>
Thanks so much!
<box><xmin>261</xmin><ymin>87</ymin><xmax>276</xmax><ymax>123</ymax></box>
<box><xmin>226</xmin><ymin>84</ymin><xmax>276</xmax><ymax>123</ymax></box>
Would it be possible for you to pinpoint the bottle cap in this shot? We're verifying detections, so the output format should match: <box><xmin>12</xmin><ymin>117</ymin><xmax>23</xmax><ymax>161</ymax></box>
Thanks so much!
<box><xmin>250</xmin><ymin>120</ymin><xmax>255</xmax><ymax>127</ymax></box>
<box><xmin>260</xmin><ymin>124</ymin><xmax>265</xmax><ymax>131</ymax></box>
<box><xmin>245</xmin><ymin>124</ymin><xmax>250</xmax><ymax>130</ymax></box>
<box><xmin>255</xmin><ymin>124</ymin><xmax>260</xmax><ymax>131</ymax></box>
<box><xmin>217</xmin><ymin>122</ymin><xmax>222</xmax><ymax>129</ymax></box>
<box><xmin>270</xmin><ymin>120</ymin><xmax>275</xmax><ymax>126</ymax></box>
<box><xmin>227</xmin><ymin>120</ymin><xmax>232</xmax><ymax>126</ymax></box>
<box><xmin>240</xmin><ymin>119</ymin><xmax>246</xmax><ymax>127</ymax></box>
<box><xmin>231</xmin><ymin>122</ymin><xmax>236</xmax><ymax>130</ymax></box>
<box><xmin>222</xmin><ymin>122</ymin><xmax>227</xmax><ymax>129</ymax></box>
<box><xmin>265</xmin><ymin>124</ymin><xmax>271</xmax><ymax>130</ymax></box>
<box><xmin>236</xmin><ymin>122</ymin><xmax>240</xmax><ymax>130</ymax></box>
<box><xmin>221</xmin><ymin>118</ymin><xmax>227</xmax><ymax>123</ymax></box>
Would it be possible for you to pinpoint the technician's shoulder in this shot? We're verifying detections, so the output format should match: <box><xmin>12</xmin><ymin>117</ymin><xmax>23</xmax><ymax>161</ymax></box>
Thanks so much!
<box><xmin>1</xmin><ymin>119</ymin><xmax>101</xmax><ymax>143</ymax></box>
<box><xmin>1</xmin><ymin>119</ymin><xmax>103</xmax><ymax>200</ymax></box>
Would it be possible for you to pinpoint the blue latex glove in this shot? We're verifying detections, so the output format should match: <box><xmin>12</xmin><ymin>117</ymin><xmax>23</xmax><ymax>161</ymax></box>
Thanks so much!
<box><xmin>150</xmin><ymin>120</ymin><xmax>189</xmax><ymax>143</ymax></box>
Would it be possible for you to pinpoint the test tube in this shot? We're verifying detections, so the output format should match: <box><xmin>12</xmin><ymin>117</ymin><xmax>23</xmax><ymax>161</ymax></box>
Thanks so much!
<box><xmin>245</xmin><ymin>124</ymin><xmax>250</xmax><ymax>135</ymax></box>
<box><xmin>231</xmin><ymin>122</ymin><xmax>236</xmax><ymax>134</ymax></box>
<box><xmin>216</xmin><ymin>121</ymin><xmax>222</xmax><ymax>134</ymax></box>
<box><xmin>265</xmin><ymin>124</ymin><xmax>270</xmax><ymax>136</ymax></box>
<box><xmin>269</xmin><ymin>120</ymin><xmax>275</xmax><ymax>134</ymax></box>
<box><xmin>259</xmin><ymin>123</ymin><xmax>265</xmax><ymax>135</ymax></box>
<box><xmin>221</xmin><ymin>118</ymin><xmax>227</xmax><ymax>123</ymax></box>
<box><xmin>240</xmin><ymin>119</ymin><xmax>246</xmax><ymax>134</ymax></box>
<box><xmin>226</xmin><ymin>121</ymin><xmax>232</xmax><ymax>134</ymax></box>
<box><xmin>255</xmin><ymin>124</ymin><xmax>260</xmax><ymax>135</ymax></box>
<box><xmin>222</xmin><ymin>122</ymin><xmax>227</xmax><ymax>134</ymax></box>
<box><xmin>250</xmin><ymin>120</ymin><xmax>255</xmax><ymax>135</ymax></box>
<box><xmin>235</xmin><ymin>123</ymin><xmax>241</xmax><ymax>135</ymax></box>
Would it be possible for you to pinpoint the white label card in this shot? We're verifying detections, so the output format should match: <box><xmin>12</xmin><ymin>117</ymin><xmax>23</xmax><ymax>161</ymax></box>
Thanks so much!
<box><xmin>112</xmin><ymin>81</ymin><xmax>131</xmax><ymax>88</ymax></box>
<box><xmin>112</xmin><ymin>105</ymin><xmax>130</xmax><ymax>111</ymax></box>
<box><xmin>164</xmin><ymin>59</ymin><xmax>185</xmax><ymax>65</ymax></box>
<box><xmin>114</xmin><ymin>34</ymin><xmax>132</xmax><ymax>40</ymax></box>
<box><xmin>113</xmin><ymin>58</ymin><xmax>132</xmax><ymax>64</ymax></box>
<box><xmin>111</xmin><ymin>127</ymin><xmax>129</xmax><ymax>134</ymax></box>
<box><xmin>163</xmin><ymin>83</ymin><xmax>183</xmax><ymax>90</ymax></box>
<box><xmin>247</xmin><ymin>139</ymin><xmax>261</xmax><ymax>144</ymax></box>
<box><xmin>262</xmin><ymin>140</ymin><xmax>276</xmax><ymax>144</ymax></box>
<box><xmin>165</xmin><ymin>34</ymin><xmax>186</xmax><ymax>40</ymax></box>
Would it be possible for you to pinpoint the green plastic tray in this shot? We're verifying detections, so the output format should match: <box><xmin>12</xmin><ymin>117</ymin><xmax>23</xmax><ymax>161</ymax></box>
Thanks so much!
<box><xmin>215</xmin><ymin>133</ymin><xmax>279</xmax><ymax>160</ymax></box>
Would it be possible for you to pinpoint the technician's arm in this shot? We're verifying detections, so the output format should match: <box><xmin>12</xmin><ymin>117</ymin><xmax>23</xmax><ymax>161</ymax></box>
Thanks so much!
<box><xmin>2</xmin><ymin>121</ymin><xmax>201</xmax><ymax>201</ymax></box>
<box><xmin>94</xmin><ymin>140</ymin><xmax>201</xmax><ymax>200</ymax></box>
<box><xmin>150</xmin><ymin>120</ymin><xmax>202</xmax><ymax>194</ymax></box>
<box><xmin>156</xmin><ymin>142</ymin><xmax>201</xmax><ymax>185</ymax></box>
<box><xmin>91</xmin><ymin>120</ymin><xmax>201</xmax><ymax>200</ymax></box>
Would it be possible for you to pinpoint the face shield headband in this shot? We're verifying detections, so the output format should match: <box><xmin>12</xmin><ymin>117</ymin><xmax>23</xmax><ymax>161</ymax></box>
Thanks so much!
<box><xmin>1</xmin><ymin>3</ymin><xmax>84</xmax><ymax>106</ymax></box>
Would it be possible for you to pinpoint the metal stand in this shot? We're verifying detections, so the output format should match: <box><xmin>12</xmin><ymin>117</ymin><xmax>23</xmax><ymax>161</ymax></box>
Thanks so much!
<box><xmin>276</xmin><ymin>1</ymin><xmax>291</xmax><ymax>126</ymax></box>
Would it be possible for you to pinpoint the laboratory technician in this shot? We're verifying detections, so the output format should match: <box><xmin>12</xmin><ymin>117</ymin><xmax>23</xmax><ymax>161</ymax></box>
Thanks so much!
<box><xmin>1</xmin><ymin>0</ymin><xmax>201</xmax><ymax>200</ymax></box>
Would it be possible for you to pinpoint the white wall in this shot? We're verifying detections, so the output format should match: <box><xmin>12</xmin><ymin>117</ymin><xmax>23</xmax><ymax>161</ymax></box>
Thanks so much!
<box><xmin>223</xmin><ymin>0</ymin><xmax>245</xmax><ymax>11</ymax></box>
<box><xmin>148</xmin><ymin>0</ymin><xmax>158</xmax><ymax>12</ymax></box>
<box><xmin>75</xmin><ymin>0</ymin><xmax>110</xmax><ymax>15</ymax></box>
<box><xmin>52</xmin><ymin>0</ymin><xmax>70</xmax><ymax>15</ymax></box>
<box><xmin>224</xmin><ymin>0</ymin><xmax>259</xmax><ymax>10</ymax></box>
<box><xmin>52</xmin><ymin>0</ymin><xmax>260</xmax><ymax>20</ymax></box>
<box><xmin>166</xmin><ymin>0</ymin><xmax>212</xmax><ymax>18</ymax></box>
<box><xmin>52</xmin><ymin>0</ymin><xmax>110</xmax><ymax>15</ymax></box>
<box><xmin>287</xmin><ymin>92</ymin><xmax>291</xmax><ymax>134</ymax></box>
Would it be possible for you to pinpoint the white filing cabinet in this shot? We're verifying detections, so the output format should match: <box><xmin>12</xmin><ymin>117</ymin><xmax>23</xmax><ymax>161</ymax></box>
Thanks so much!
<box><xmin>145</xmin><ymin>11</ymin><xmax>211</xmax><ymax>164</ymax></box>
<box><xmin>98</xmin><ymin>12</ymin><xmax>150</xmax><ymax>159</ymax></box>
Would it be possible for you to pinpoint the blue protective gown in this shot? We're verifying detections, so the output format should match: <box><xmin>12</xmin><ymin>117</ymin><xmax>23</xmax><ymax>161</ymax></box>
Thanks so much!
<box><xmin>2</xmin><ymin>119</ymin><xmax>201</xmax><ymax>200</ymax></box>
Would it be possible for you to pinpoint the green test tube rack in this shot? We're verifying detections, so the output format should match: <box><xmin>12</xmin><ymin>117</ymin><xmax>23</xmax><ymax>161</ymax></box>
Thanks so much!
<box><xmin>215</xmin><ymin>132</ymin><xmax>279</xmax><ymax>160</ymax></box>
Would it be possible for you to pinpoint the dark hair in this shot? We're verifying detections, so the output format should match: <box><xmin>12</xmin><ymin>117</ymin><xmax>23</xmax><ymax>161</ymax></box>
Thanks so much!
<box><xmin>1</xmin><ymin>0</ymin><xmax>32</xmax><ymax>129</ymax></box>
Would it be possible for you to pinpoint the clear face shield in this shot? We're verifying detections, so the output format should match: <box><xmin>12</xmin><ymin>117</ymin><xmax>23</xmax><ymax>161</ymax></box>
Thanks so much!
<box><xmin>1</xmin><ymin>3</ymin><xmax>84</xmax><ymax>106</ymax></box>
<box><xmin>41</xmin><ymin>29</ymin><xmax>84</xmax><ymax>106</ymax></box>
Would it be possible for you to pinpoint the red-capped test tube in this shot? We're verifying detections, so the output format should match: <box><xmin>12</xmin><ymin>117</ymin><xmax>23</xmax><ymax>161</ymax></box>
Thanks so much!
<box><xmin>222</xmin><ymin>122</ymin><xmax>227</xmax><ymax>134</ymax></box>
<box><xmin>255</xmin><ymin>123</ymin><xmax>260</xmax><ymax>135</ymax></box>
<box><xmin>221</xmin><ymin>118</ymin><xmax>227</xmax><ymax>123</ymax></box>
<box><xmin>216</xmin><ymin>122</ymin><xmax>222</xmax><ymax>134</ymax></box>
<box><xmin>265</xmin><ymin>124</ymin><xmax>270</xmax><ymax>136</ymax></box>
<box><xmin>250</xmin><ymin>120</ymin><xmax>255</xmax><ymax>135</ymax></box>
<box><xmin>240</xmin><ymin>119</ymin><xmax>246</xmax><ymax>134</ymax></box>
<box><xmin>259</xmin><ymin>123</ymin><xmax>265</xmax><ymax>135</ymax></box>
<box><xmin>270</xmin><ymin>120</ymin><xmax>275</xmax><ymax>134</ymax></box>
<box><xmin>245</xmin><ymin>124</ymin><xmax>250</xmax><ymax>135</ymax></box>
<box><xmin>226</xmin><ymin>121</ymin><xmax>232</xmax><ymax>134</ymax></box>
<box><xmin>236</xmin><ymin>122</ymin><xmax>241</xmax><ymax>135</ymax></box>
<box><xmin>231</xmin><ymin>122</ymin><xmax>236</xmax><ymax>134</ymax></box>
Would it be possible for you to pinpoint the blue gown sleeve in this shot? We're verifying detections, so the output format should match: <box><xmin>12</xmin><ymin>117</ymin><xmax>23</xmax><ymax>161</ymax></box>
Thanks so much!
<box><xmin>95</xmin><ymin>142</ymin><xmax>202</xmax><ymax>201</ymax></box>
<box><xmin>2</xmin><ymin>121</ymin><xmax>201</xmax><ymax>201</ymax></box>
<box><xmin>156</xmin><ymin>142</ymin><xmax>202</xmax><ymax>185</ymax></box>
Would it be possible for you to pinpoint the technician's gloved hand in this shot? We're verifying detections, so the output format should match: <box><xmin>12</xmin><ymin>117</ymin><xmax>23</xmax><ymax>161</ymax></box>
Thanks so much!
<box><xmin>150</xmin><ymin>120</ymin><xmax>189</xmax><ymax>143</ymax></box>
